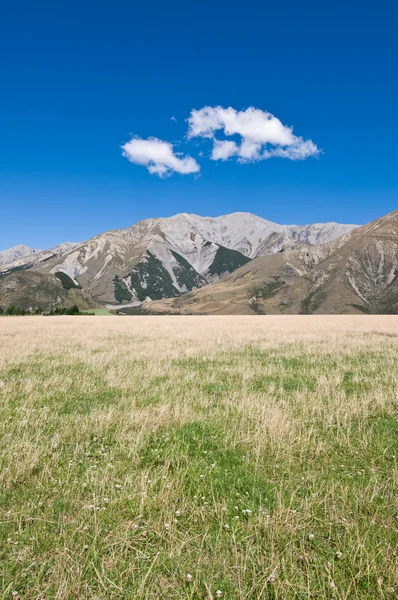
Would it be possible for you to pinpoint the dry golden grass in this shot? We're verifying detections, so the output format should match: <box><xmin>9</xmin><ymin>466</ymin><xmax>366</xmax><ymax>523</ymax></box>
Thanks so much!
<box><xmin>0</xmin><ymin>315</ymin><xmax>397</xmax><ymax>599</ymax></box>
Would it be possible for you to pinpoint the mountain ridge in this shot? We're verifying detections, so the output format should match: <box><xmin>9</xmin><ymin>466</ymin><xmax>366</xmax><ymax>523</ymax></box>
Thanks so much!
<box><xmin>0</xmin><ymin>244</ymin><xmax>40</xmax><ymax>267</ymax></box>
<box><xmin>0</xmin><ymin>242</ymin><xmax>78</xmax><ymax>272</ymax></box>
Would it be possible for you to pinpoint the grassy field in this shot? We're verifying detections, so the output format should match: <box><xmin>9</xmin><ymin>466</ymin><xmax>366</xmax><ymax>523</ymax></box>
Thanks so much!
<box><xmin>0</xmin><ymin>316</ymin><xmax>397</xmax><ymax>600</ymax></box>
<box><xmin>87</xmin><ymin>309</ymin><xmax>115</xmax><ymax>316</ymax></box>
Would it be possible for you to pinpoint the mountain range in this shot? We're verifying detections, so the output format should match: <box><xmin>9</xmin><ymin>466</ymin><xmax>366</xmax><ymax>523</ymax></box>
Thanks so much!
<box><xmin>0</xmin><ymin>213</ymin><xmax>356</xmax><ymax>311</ymax></box>
<box><xmin>144</xmin><ymin>210</ymin><xmax>398</xmax><ymax>315</ymax></box>
<box><xmin>1</xmin><ymin>209</ymin><xmax>397</xmax><ymax>314</ymax></box>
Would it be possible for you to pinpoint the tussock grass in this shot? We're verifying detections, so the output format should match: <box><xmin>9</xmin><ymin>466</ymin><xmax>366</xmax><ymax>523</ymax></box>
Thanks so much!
<box><xmin>0</xmin><ymin>315</ymin><xmax>397</xmax><ymax>599</ymax></box>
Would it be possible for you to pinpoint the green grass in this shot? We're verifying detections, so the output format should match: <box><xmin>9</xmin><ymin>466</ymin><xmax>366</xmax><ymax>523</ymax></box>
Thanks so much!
<box><xmin>0</xmin><ymin>318</ymin><xmax>397</xmax><ymax>599</ymax></box>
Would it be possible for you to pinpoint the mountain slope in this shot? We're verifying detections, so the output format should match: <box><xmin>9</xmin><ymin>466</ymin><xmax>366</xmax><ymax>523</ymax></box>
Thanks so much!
<box><xmin>301</xmin><ymin>209</ymin><xmax>398</xmax><ymax>314</ymax></box>
<box><xmin>0</xmin><ymin>270</ymin><xmax>94</xmax><ymax>312</ymax></box>
<box><xmin>142</xmin><ymin>253</ymin><xmax>307</xmax><ymax>315</ymax></box>
<box><xmin>144</xmin><ymin>210</ymin><xmax>398</xmax><ymax>315</ymax></box>
<box><xmin>34</xmin><ymin>220</ymin><xmax>223</xmax><ymax>303</ymax></box>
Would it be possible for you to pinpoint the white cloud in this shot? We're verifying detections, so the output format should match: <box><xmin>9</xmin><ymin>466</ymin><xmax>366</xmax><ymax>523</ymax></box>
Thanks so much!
<box><xmin>187</xmin><ymin>105</ymin><xmax>320</xmax><ymax>162</ymax></box>
<box><xmin>121</xmin><ymin>136</ymin><xmax>200</xmax><ymax>177</ymax></box>
<box><xmin>211</xmin><ymin>140</ymin><xmax>238</xmax><ymax>161</ymax></box>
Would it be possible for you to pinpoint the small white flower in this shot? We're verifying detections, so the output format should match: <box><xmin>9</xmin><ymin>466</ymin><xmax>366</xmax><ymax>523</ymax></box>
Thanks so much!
<box><xmin>224</xmin><ymin>524</ymin><xmax>230</xmax><ymax>530</ymax></box>
<box><xmin>164</xmin><ymin>523</ymin><xmax>170</xmax><ymax>530</ymax></box>
<box><xmin>83</xmin><ymin>544</ymin><xmax>89</xmax><ymax>549</ymax></box>
<box><xmin>186</xmin><ymin>573</ymin><xmax>193</xmax><ymax>582</ymax></box>
<box><xmin>115</xmin><ymin>484</ymin><xmax>122</xmax><ymax>489</ymax></box>
<box><xmin>175</xmin><ymin>510</ymin><xmax>181</xmax><ymax>517</ymax></box>
<box><xmin>336</xmin><ymin>551</ymin><xmax>343</xmax><ymax>559</ymax></box>
<box><xmin>216</xmin><ymin>591</ymin><xmax>222</xmax><ymax>598</ymax></box>
<box><xmin>103</xmin><ymin>497</ymin><xmax>109</xmax><ymax>504</ymax></box>
<box><xmin>308</xmin><ymin>533</ymin><xmax>315</xmax><ymax>540</ymax></box>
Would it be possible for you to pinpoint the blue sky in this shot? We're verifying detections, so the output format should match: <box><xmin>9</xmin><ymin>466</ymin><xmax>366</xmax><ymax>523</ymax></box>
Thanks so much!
<box><xmin>1</xmin><ymin>0</ymin><xmax>397</xmax><ymax>249</ymax></box>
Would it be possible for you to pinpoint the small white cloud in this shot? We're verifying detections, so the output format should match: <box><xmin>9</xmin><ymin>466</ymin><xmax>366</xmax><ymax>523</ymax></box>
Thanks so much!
<box><xmin>211</xmin><ymin>140</ymin><xmax>238</xmax><ymax>161</ymax></box>
<box><xmin>170</xmin><ymin>116</ymin><xmax>177</xmax><ymax>121</ymax></box>
<box><xmin>121</xmin><ymin>136</ymin><xmax>200</xmax><ymax>177</ymax></box>
<box><xmin>262</xmin><ymin>139</ymin><xmax>320</xmax><ymax>160</ymax></box>
<box><xmin>187</xmin><ymin>105</ymin><xmax>320</xmax><ymax>162</ymax></box>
